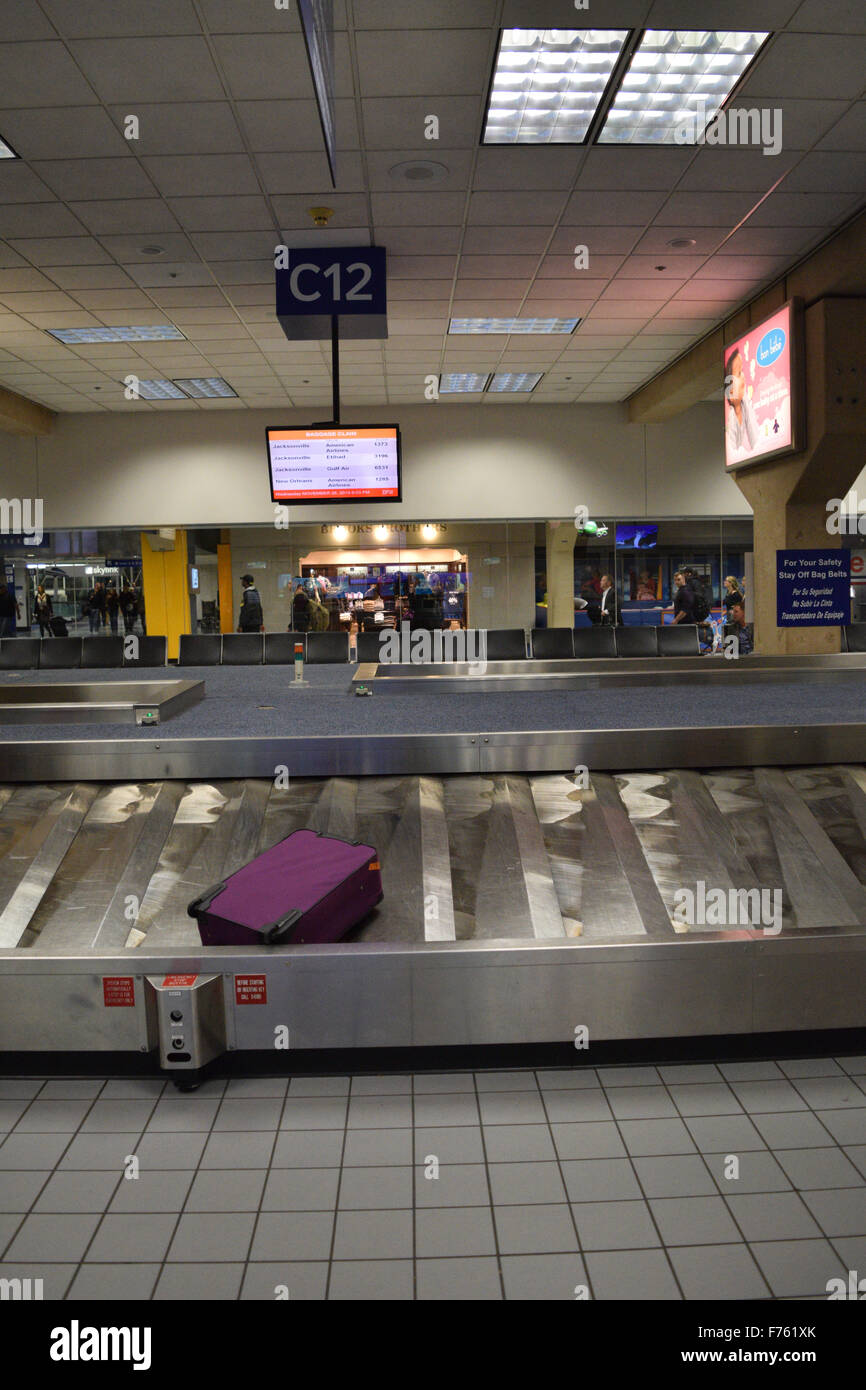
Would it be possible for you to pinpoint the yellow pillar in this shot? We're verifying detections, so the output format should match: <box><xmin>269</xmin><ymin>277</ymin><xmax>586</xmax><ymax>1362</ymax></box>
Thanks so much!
<box><xmin>545</xmin><ymin>521</ymin><xmax>577</xmax><ymax>629</ymax></box>
<box><xmin>140</xmin><ymin>529</ymin><xmax>190</xmax><ymax>661</ymax></box>
<box><xmin>217</xmin><ymin>541</ymin><xmax>234</xmax><ymax>634</ymax></box>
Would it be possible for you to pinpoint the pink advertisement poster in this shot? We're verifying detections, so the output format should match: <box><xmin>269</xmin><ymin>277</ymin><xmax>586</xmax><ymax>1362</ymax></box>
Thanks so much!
<box><xmin>724</xmin><ymin>303</ymin><xmax>795</xmax><ymax>469</ymax></box>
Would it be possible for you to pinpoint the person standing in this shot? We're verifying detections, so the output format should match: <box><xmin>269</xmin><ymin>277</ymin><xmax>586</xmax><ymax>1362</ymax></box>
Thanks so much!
<box><xmin>723</xmin><ymin>575</ymin><xmax>744</xmax><ymax>615</ymax></box>
<box><xmin>86</xmin><ymin>580</ymin><xmax>106</xmax><ymax>633</ymax></box>
<box><xmin>599</xmin><ymin>574</ymin><xmax>617</xmax><ymax>625</ymax></box>
<box><xmin>0</xmin><ymin>583</ymin><xmax>20</xmax><ymax>637</ymax></box>
<box><xmin>238</xmin><ymin>574</ymin><xmax>264</xmax><ymax>632</ymax></box>
<box><xmin>672</xmin><ymin>571</ymin><xmax>695</xmax><ymax>625</ymax></box>
<box><xmin>120</xmin><ymin>583</ymin><xmax>137</xmax><ymax>634</ymax></box>
<box><xmin>105</xmin><ymin>583</ymin><xmax>119</xmax><ymax>634</ymax></box>
<box><xmin>34</xmin><ymin>584</ymin><xmax>53</xmax><ymax>637</ymax></box>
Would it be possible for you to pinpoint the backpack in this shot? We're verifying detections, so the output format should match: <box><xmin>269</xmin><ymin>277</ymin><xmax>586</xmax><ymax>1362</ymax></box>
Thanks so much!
<box><xmin>688</xmin><ymin>578</ymin><xmax>710</xmax><ymax>622</ymax></box>
<box><xmin>240</xmin><ymin>587</ymin><xmax>263</xmax><ymax>630</ymax></box>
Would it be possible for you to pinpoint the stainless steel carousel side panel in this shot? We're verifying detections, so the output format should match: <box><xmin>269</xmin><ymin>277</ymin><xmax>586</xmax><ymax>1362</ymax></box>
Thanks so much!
<box><xmin>0</xmin><ymin>734</ymin><xmax>481</xmax><ymax>782</ymax></box>
<box><xmin>480</xmin><ymin>726</ymin><xmax>866</xmax><ymax>773</ymax></box>
<box><xmin>752</xmin><ymin>933</ymin><xmax>866</xmax><ymax>1032</ymax></box>
<box><xmin>1</xmin><ymin>933</ymin><xmax>863</xmax><ymax>1054</ymax></box>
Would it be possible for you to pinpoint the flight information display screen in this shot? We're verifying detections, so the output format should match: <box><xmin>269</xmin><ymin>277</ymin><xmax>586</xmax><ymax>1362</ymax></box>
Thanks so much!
<box><xmin>267</xmin><ymin>425</ymin><xmax>401</xmax><ymax>503</ymax></box>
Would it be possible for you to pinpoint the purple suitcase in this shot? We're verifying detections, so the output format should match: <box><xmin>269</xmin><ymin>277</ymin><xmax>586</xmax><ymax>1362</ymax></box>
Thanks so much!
<box><xmin>187</xmin><ymin>829</ymin><xmax>383</xmax><ymax>946</ymax></box>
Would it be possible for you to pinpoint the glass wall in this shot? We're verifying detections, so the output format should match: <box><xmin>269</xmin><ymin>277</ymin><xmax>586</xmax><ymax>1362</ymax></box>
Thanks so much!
<box><xmin>1</xmin><ymin>516</ymin><xmax>759</xmax><ymax>640</ymax></box>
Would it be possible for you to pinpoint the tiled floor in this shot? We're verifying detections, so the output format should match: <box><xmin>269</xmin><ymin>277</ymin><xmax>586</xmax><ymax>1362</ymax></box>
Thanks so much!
<box><xmin>1</xmin><ymin>1057</ymin><xmax>865</xmax><ymax>1300</ymax></box>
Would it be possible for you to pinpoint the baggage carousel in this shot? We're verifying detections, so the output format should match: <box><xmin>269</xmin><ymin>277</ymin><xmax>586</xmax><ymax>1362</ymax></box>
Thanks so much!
<box><xmin>0</xmin><ymin>767</ymin><xmax>864</xmax><ymax>1067</ymax></box>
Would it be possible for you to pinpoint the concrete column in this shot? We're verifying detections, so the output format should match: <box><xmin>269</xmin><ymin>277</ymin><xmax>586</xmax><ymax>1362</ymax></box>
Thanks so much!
<box><xmin>545</xmin><ymin>521</ymin><xmax>576</xmax><ymax>629</ymax></box>
<box><xmin>734</xmin><ymin>298</ymin><xmax>866</xmax><ymax>653</ymax></box>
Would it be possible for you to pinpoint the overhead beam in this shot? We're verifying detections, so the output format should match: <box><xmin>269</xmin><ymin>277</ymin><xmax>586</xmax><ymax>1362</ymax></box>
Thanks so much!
<box><xmin>627</xmin><ymin>207</ymin><xmax>866</xmax><ymax>424</ymax></box>
<box><xmin>0</xmin><ymin>383</ymin><xmax>55</xmax><ymax>436</ymax></box>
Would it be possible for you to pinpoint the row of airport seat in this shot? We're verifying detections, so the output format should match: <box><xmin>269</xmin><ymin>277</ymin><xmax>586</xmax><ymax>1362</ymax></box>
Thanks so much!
<box><xmin>4</xmin><ymin>624</ymin><xmax>865</xmax><ymax>670</ymax></box>
<box><xmin>0</xmin><ymin>635</ymin><xmax>167</xmax><ymax>670</ymax></box>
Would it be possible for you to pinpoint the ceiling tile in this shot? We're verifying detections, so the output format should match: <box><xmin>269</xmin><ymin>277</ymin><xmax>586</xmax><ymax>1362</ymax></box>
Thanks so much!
<box><xmin>366</xmin><ymin>149</ymin><xmax>472</xmax><ymax>193</ymax></box>
<box><xmin>236</xmin><ymin>99</ymin><xmax>360</xmax><ymax>153</ymax></box>
<box><xmin>473</xmin><ymin>147</ymin><xmax>582</xmax><ymax>191</ymax></box>
<box><xmin>167</xmin><ymin>197</ymin><xmax>274</xmax><ymax>233</ymax></box>
<box><xmin>355</xmin><ymin>29</ymin><xmax>492</xmax><ymax>98</ymax></box>
<box><xmin>258</xmin><ymin>152</ymin><xmax>365</xmax><ymax>194</ymax></box>
<box><xmin>577</xmin><ymin>147</ymin><xmax>695</xmax><ymax>192</ymax></box>
<box><xmin>818</xmin><ymin>102</ymin><xmax>866</xmax><ymax>151</ymax></box>
<box><xmin>738</xmin><ymin>35</ymin><xmax>866</xmax><ymax>100</ymax></box>
<box><xmin>0</xmin><ymin>204</ymin><xmax>86</xmax><ymax>239</ymax></box>
<box><xmin>7</xmin><ymin>237</ymin><xmax>113</xmax><ymax>265</ymax></box>
<box><xmin>782</xmin><ymin>151</ymin><xmax>866</xmax><ymax>194</ymax></box>
<box><xmin>563</xmin><ymin>191</ymin><xmax>668</xmax><ymax>225</ymax></box>
<box><xmin>548</xmin><ymin>225</ymin><xmax>642</xmax><ymax>255</ymax></box>
<box><xmin>213</xmin><ymin>32</ymin><xmax>353</xmax><ymax>100</ymax></box>
<box><xmin>375</xmin><ymin>227</ymin><xmax>461</xmax><ymax>254</ymax></box>
<box><xmin>361</xmin><ymin>96</ymin><xmax>481</xmax><ymax>150</ymax></box>
<box><xmin>469</xmin><ymin>191</ymin><xmax>568</xmax><ymax>226</ymax></box>
<box><xmin>105</xmin><ymin>102</ymin><xmax>246</xmax><ymax>156</ymax></box>
<box><xmin>676</xmin><ymin>149</ymin><xmax>799</xmax><ymax>193</ymax></box>
<box><xmin>746</xmin><ymin>191</ymin><xmax>860</xmax><ymax>224</ymax></box>
<box><xmin>71</xmin><ymin>37</ymin><xmax>226</xmax><ymax>102</ymax></box>
<box><xmin>461</xmin><ymin>226</ymin><xmax>549</xmax><ymax>255</ymax></box>
<box><xmin>142</xmin><ymin>154</ymin><xmax>262</xmax><ymax>198</ymax></box>
<box><xmin>0</xmin><ymin>42</ymin><xmax>98</xmax><ymax>107</ymax></box>
<box><xmin>98</xmin><ymin>232</ymin><xmax>199</xmax><ymax>262</ymax></box>
<box><xmin>0</xmin><ymin>165</ymin><xmax>57</xmax><ymax>205</ymax></box>
<box><xmin>70</xmin><ymin>201</ymin><xmax>181</xmax><ymax>236</ymax></box>
<box><xmin>372</xmin><ymin>192</ymin><xmax>465</xmax><ymax>226</ymax></box>
<box><xmin>654</xmin><ymin>192</ymin><xmax>761</xmax><ymax>226</ymax></box>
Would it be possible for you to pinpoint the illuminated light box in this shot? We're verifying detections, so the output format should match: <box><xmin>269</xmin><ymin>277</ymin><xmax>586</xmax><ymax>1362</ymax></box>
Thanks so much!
<box><xmin>267</xmin><ymin>425</ymin><xmax>401</xmax><ymax>504</ymax></box>
<box><xmin>723</xmin><ymin>299</ymin><xmax>804</xmax><ymax>471</ymax></box>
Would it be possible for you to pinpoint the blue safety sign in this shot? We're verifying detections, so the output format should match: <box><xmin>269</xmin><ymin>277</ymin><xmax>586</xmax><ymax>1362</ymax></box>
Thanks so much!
<box><xmin>776</xmin><ymin>549</ymin><xmax>850</xmax><ymax>626</ymax></box>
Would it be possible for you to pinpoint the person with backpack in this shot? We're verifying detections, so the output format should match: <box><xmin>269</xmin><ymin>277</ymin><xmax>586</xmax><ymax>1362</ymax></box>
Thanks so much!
<box><xmin>238</xmin><ymin>574</ymin><xmax>263</xmax><ymax>632</ymax></box>
<box><xmin>683</xmin><ymin>568</ymin><xmax>711</xmax><ymax>623</ymax></box>
<box><xmin>34</xmin><ymin>584</ymin><xmax>53</xmax><ymax>637</ymax></box>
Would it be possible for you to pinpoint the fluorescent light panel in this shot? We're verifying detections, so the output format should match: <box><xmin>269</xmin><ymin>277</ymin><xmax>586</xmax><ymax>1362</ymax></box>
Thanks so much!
<box><xmin>0</xmin><ymin>135</ymin><xmax>17</xmax><ymax>159</ymax></box>
<box><xmin>597</xmin><ymin>30</ymin><xmax>769</xmax><ymax>144</ymax></box>
<box><xmin>439</xmin><ymin>373</ymin><xmax>490</xmax><ymax>393</ymax></box>
<box><xmin>173</xmin><ymin>377</ymin><xmax>237</xmax><ymax>398</ymax></box>
<box><xmin>484</xmin><ymin>28</ymin><xmax>629</xmax><ymax>144</ymax></box>
<box><xmin>449</xmin><ymin>317</ymin><xmax>579</xmax><ymax>335</ymax></box>
<box><xmin>47</xmin><ymin>326</ymin><xmax>186</xmax><ymax>344</ymax></box>
<box><xmin>130</xmin><ymin>379</ymin><xmax>187</xmax><ymax>399</ymax></box>
<box><xmin>488</xmin><ymin>372</ymin><xmax>543</xmax><ymax>393</ymax></box>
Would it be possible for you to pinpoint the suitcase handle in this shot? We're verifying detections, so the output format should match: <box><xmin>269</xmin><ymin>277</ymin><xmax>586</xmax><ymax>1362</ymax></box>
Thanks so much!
<box><xmin>264</xmin><ymin>909</ymin><xmax>303</xmax><ymax>944</ymax></box>
<box><xmin>187</xmin><ymin>881</ymin><xmax>226</xmax><ymax>920</ymax></box>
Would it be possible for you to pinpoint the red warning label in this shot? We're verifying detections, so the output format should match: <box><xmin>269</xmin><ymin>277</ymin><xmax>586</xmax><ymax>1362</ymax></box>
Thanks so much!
<box><xmin>235</xmin><ymin>974</ymin><xmax>267</xmax><ymax>1005</ymax></box>
<box><xmin>103</xmin><ymin>976</ymin><xmax>135</xmax><ymax>1007</ymax></box>
<box><xmin>162</xmin><ymin>974</ymin><xmax>198</xmax><ymax>988</ymax></box>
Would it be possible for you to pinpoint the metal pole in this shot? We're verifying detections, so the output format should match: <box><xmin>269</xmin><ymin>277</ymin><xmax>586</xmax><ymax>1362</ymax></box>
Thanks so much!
<box><xmin>331</xmin><ymin>314</ymin><xmax>340</xmax><ymax>425</ymax></box>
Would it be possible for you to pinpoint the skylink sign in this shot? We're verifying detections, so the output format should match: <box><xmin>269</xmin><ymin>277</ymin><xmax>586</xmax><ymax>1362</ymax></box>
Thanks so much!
<box><xmin>275</xmin><ymin>246</ymin><xmax>387</xmax><ymax>341</ymax></box>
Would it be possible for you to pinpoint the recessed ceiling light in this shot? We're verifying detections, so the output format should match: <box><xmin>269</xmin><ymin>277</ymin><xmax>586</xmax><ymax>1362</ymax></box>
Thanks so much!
<box><xmin>388</xmin><ymin>159</ymin><xmax>450</xmax><ymax>184</ymax></box>
<box><xmin>139</xmin><ymin>245</ymin><xmax>166</xmax><ymax>256</ymax></box>
<box><xmin>666</xmin><ymin>237</ymin><xmax>697</xmax><ymax>249</ymax></box>
<box><xmin>487</xmin><ymin>372</ymin><xmax>543</xmax><ymax>393</ymax></box>
<box><xmin>597</xmin><ymin>30</ymin><xmax>769</xmax><ymax>145</ymax></box>
<box><xmin>449</xmin><ymin>317</ymin><xmax>579</xmax><ymax>335</ymax></box>
<box><xmin>439</xmin><ymin>372</ymin><xmax>490</xmax><ymax>393</ymax></box>
<box><xmin>48</xmin><ymin>326</ymin><xmax>186</xmax><ymax>344</ymax></box>
<box><xmin>483</xmin><ymin>28</ymin><xmax>630</xmax><ymax>144</ymax></box>
<box><xmin>124</xmin><ymin>379</ymin><xmax>188</xmax><ymax>400</ymax></box>
<box><xmin>0</xmin><ymin>134</ymin><xmax>18</xmax><ymax>159</ymax></box>
<box><xmin>172</xmin><ymin>377</ymin><xmax>237</xmax><ymax>398</ymax></box>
